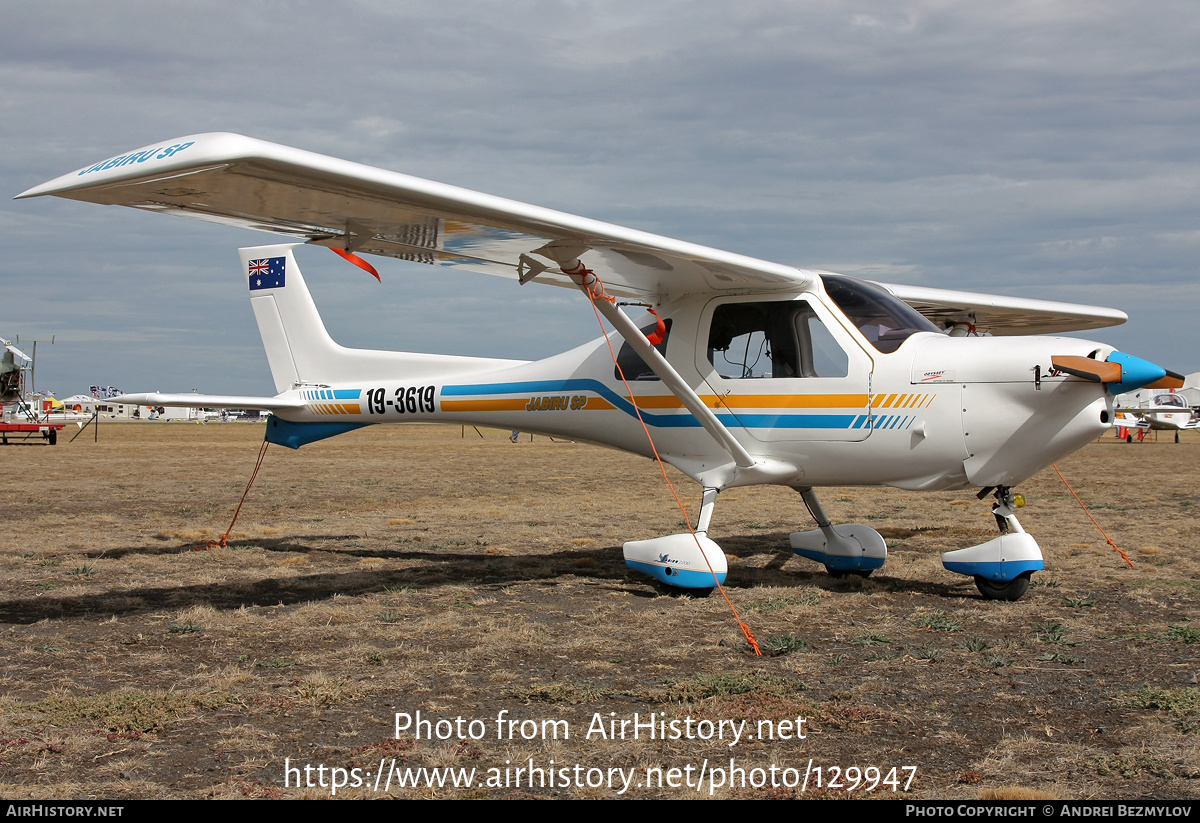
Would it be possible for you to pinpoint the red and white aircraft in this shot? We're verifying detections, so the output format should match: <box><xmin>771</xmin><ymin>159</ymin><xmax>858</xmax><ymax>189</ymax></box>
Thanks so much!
<box><xmin>17</xmin><ymin>134</ymin><xmax>1184</xmax><ymax>600</ymax></box>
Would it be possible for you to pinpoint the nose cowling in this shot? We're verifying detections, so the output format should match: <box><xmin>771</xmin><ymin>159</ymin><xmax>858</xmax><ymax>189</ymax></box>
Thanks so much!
<box><xmin>906</xmin><ymin>335</ymin><xmax>1177</xmax><ymax>488</ymax></box>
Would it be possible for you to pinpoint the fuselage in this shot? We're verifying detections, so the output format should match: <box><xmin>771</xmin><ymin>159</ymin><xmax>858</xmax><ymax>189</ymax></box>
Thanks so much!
<box><xmin>274</xmin><ymin>276</ymin><xmax>1115</xmax><ymax>493</ymax></box>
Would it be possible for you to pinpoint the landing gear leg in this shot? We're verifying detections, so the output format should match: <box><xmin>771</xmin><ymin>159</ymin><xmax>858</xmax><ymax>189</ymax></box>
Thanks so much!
<box><xmin>694</xmin><ymin>486</ymin><xmax>718</xmax><ymax>537</ymax></box>
<box><xmin>942</xmin><ymin>486</ymin><xmax>1043</xmax><ymax>601</ymax></box>
<box><xmin>790</xmin><ymin>487</ymin><xmax>886</xmax><ymax>576</ymax></box>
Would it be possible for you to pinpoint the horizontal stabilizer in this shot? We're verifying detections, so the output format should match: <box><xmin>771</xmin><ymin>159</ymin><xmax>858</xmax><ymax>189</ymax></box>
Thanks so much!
<box><xmin>112</xmin><ymin>392</ymin><xmax>304</xmax><ymax>410</ymax></box>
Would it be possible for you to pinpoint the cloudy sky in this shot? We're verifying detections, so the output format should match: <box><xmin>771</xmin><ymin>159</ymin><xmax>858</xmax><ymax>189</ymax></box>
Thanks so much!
<box><xmin>3</xmin><ymin>1</ymin><xmax>1197</xmax><ymax>396</ymax></box>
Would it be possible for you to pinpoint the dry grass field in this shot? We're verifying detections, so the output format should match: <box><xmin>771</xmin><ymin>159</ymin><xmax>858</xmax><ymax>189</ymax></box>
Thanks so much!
<box><xmin>1</xmin><ymin>421</ymin><xmax>1198</xmax><ymax>799</ymax></box>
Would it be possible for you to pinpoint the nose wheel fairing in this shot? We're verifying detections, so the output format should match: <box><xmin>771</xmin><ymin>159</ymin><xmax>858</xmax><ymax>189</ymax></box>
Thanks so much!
<box><xmin>941</xmin><ymin>534</ymin><xmax>1044</xmax><ymax>582</ymax></box>
<box><xmin>941</xmin><ymin>488</ymin><xmax>1044</xmax><ymax>599</ymax></box>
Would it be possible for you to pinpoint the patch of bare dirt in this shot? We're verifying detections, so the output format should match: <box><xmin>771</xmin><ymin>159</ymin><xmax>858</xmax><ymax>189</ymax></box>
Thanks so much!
<box><xmin>1</xmin><ymin>423</ymin><xmax>1198</xmax><ymax>799</ymax></box>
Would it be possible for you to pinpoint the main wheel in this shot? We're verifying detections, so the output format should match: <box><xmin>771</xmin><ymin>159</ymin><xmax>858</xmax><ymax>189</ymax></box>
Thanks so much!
<box><xmin>826</xmin><ymin>566</ymin><xmax>873</xmax><ymax>579</ymax></box>
<box><xmin>974</xmin><ymin>572</ymin><xmax>1031</xmax><ymax>601</ymax></box>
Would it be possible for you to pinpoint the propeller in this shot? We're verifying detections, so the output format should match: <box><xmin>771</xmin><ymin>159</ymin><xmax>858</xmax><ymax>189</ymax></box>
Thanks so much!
<box><xmin>1051</xmin><ymin>352</ymin><xmax>1183</xmax><ymax>393</ymax></box>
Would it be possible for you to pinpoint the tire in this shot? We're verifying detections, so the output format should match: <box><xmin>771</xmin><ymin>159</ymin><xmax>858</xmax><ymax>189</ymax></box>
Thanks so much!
<box><xmin>974</xmin><ymin>572</ymin><xmax>1031</xmax><ymax>601</ymax></box>
<box><xmin>47</xmin><ymin>428</ymin><xmax>57</xmax><ymax>446</ymax></box>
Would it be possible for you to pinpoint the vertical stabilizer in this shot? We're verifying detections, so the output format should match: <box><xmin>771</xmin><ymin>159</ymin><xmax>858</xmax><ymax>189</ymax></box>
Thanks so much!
<box><xmin>240</xmin><ymin>244</ymin><xmax>527</xmax><ymax>391</ymax></box>
<box><xmin>241</xmin><ymin>245</ymin><xmax>339</xmax><ymax>393</ymax></box>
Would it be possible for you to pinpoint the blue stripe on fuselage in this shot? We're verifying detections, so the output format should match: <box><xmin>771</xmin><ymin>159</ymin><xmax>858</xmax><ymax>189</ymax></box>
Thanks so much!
<box><xmin>443</xmin><ymin>379</ymin><xmax>867</xmax><ymax>430</ymax></box>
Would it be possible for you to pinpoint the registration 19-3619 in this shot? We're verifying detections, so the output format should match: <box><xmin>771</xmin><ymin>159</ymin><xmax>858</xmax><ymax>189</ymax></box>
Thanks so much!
<box><xmin>365</xmin><ymin>386</ymin><xmax>436</xmax><ymax>415</ymax></box>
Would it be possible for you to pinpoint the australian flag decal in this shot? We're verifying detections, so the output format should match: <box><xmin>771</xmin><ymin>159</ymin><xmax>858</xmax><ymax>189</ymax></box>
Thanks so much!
<box><xmin>248</xmin><ymin>257</ymin><xmax>286</xmax><ymax>291</ymax></box>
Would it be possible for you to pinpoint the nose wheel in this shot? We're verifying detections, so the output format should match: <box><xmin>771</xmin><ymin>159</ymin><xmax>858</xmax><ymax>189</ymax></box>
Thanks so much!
<box><xmin>973</xmin><ymin>571</ymin><xmax>1031</xmax><ymax>601</ymax></box>
<box><xmin>942</xmin><ymin>486</ymin><xmax>1044</xmax><ymax>601</ymax></box>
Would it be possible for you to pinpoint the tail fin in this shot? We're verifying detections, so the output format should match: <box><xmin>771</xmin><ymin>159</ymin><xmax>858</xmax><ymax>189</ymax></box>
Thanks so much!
<box><xmin>242</xmin><ymin>244</ymin><xmax>344</xmax><ymax>392</ymax></box>
<box><xmin>240</xmin><ymin>244</ymin><xmax>524</xmax><ymax>392</ymax></box>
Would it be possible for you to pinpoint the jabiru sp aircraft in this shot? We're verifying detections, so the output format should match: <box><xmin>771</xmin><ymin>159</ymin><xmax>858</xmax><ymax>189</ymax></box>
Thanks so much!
<box><xmin>17</xmin><ymin>134</ymin><xmax>1183</xmax><ymax>601</ymax></box>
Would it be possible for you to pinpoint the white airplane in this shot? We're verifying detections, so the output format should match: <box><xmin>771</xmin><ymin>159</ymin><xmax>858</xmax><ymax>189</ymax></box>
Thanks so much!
<box><xmin>0</xmin><ymin>337</ymin><xmax>31</xmax><ymax>404</ymax></box>
<box><xmin>17</xmin><ymin>134</ymin><xmax>1185</xmax><ymax>601</ymax></box>
<box><xmin>1113</xmin><ymin>388</ymin><xmax>1197</xmax><ymax>443</ymax></box>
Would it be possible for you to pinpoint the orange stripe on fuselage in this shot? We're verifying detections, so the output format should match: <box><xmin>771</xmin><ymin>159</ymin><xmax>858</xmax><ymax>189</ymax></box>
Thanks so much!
<box><xmin>307</xmin><ymin>402</ymin><xmax>362</xmax><ymax>415</ymax></box>
<box><xmin>627</xmin><ymin>393</ymin><xmax>870</xmax><ymax>409</ymax></box>
<box><xmin>441</xmin><ymin>398</ymin><xmax>531</xmax><ymax>412</ymax></box>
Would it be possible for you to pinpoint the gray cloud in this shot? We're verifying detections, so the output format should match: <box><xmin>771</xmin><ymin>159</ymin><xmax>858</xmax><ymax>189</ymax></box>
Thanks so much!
<box><xmin>3</xmin><ymin>0</ymin><xmax>1197</xmax><ymax>395</ymax></box>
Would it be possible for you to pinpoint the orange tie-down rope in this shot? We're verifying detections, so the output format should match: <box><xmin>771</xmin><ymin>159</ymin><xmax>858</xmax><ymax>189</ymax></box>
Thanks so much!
<box><xmin>200</xmin><ymin>437</ymin><xmax>271</xmax><ymax>550</ymax></box>
<box><xmin>582</xmin><ymin>272</ymin><xmax>762</xmax><ymax>655</ymax></box>
<box><xmin>1052</xmin><ymin>463</ymin><xmax>1134</xmax><ymax>569</ymax></box>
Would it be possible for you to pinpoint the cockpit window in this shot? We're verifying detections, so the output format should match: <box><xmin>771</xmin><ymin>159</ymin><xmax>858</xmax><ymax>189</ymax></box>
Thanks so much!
<box><xmin>614</xmin><ymin>318</ymin><xmax>672</xmax><ymax>381</ymax></box>
<box><xmin>1154</xmin><ymin>394</ymin><xmax>1186</xmax><ymax>408</ymax></box>
<box><xmin>707</xmin><ymin>301</ymin><xmax>849</xmax><ymax>379</ymax></box>
<box><xmin>820</xmin><ymin>274</ymin><xmax>940</xmax><ymax>354</ymax></box>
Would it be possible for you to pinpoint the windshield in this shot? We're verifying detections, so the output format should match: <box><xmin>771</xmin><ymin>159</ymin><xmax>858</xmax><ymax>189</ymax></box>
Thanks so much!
<box><xmin>819</xmin><ymin>275</ymin><xmax>941</xmax><ymax>354</ymax></box>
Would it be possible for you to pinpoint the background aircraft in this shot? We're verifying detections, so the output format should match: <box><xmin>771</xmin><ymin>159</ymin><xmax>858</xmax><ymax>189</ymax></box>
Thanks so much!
<box><xmin>1113</xmin><ymin>388</ymin><xmax>1197</xmax><ymax>442</ymax></box>
<box><xmin>0</xmin><ymin>337</ymin><xmax>30</xmax><ymax>405</ymax></box>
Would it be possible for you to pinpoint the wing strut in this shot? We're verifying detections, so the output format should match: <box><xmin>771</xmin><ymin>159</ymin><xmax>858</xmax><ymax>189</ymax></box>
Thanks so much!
<box><xmin>557</xmin><ymin>259</ymin><xmax>757</xmax><ymax>470</ymax></box>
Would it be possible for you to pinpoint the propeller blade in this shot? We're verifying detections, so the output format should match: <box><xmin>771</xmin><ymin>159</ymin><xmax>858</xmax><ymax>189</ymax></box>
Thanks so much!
<box><xmin>1051</xmin><ymin>356</ymin><xmax>1121</xmax><ymax>383</ymax></box>
<box><xmin>1145</xmin><ymin>370</ymin><xmax>1186</xmax><ymax>390</ymax></box>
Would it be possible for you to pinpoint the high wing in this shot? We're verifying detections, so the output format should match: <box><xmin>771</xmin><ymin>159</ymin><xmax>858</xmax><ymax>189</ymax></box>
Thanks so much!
<box><xmin>15</xmin><ymin>133</ymin><xmax>810</xmax><ymax>301</ymax></box>
<box><xmin>873</xmin><ymin>281</ymin><xmax>1127</xmax><ymax>336</ymax></box>
<box><xmin>18</xmin><ymin>132</ymin><xmax>1125</xmax><ymax>333</ymax></box>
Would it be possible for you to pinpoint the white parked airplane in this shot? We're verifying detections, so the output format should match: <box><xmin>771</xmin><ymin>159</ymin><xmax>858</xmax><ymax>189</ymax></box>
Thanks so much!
<box><xmin>17</xmin><ymin>134</ymin><xmax>1184</xmax><ymax>601</ymax></box>
<box><xmin>1113</xmin><ymin>388</ymin><xmax>1197</xmax><ymax>443</ymax></box>
<box><xmin>0</xmin><ymin>337</ymin><xmax>31</xmax><ymax>404</ymax></box>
